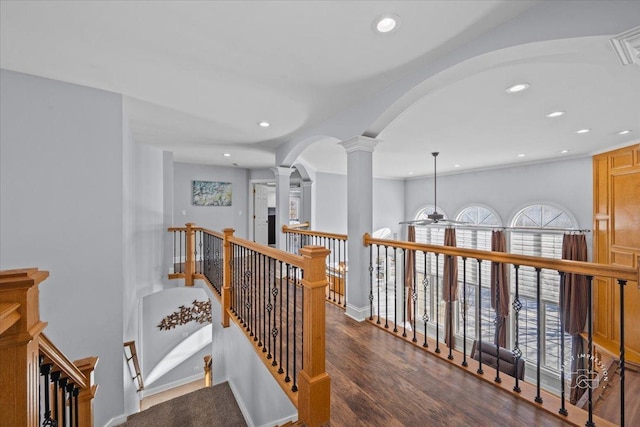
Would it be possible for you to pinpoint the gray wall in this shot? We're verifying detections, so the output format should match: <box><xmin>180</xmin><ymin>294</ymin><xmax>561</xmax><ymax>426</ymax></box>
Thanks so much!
<box><xmin>404</xmin><ymin>157</ymin><xmax>593</xmax><ymax>240</ymax></box>
<box><xmin>173</xmin><ymin>162</ymin><xmax>249</xmax><ymax>238</ymax></box>
<box><xmin>0</xmin><ymin>69</ymin><xmax>128</xmax><ymax>426</ymax></box>
<box><xmin>314</xmin><ymin>172</ymin><xmax>405</xmax><ymax>237</ymax></box>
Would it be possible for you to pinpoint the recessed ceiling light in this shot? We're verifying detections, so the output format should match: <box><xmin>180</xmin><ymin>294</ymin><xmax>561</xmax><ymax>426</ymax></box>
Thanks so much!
<box><xmin>617</xmin><ymin>129</ymin><xmax>631</xmax><ymax>135</ymax></box>
<box><xmin>408</xmin><ymin>171</ymin><xmax>414</xmax><ymax>175</ymax></box>
<box><xmin>506</xmin><ymin>83</ymin><xmax>530</xmax><ymax>93</ymax></box>
<box><xmin>374</xmin><ymin>14</ymin><xmax>400</xmax><ymax>33</ymax></box>
<box><xmin>545</xmin><ymin>111</ymin><xmax>565</xmax><ymax>118</ymax></box>
<box><xmin>223</xmin><ymin>153</ymin><xmax>231</xmax><ymax>157</ymax></box>
<box><xmin>454</xmin><ymin>164</ymin><xmax>460</xmax><ymax>168</ymax></box>
<box><xmin>576</xmin><ymin>128</ymin><xmax>590</xmax><ymax>134</ymax></box>
<box><xmin>517</xmin><ymin>154</ymin><xmax>526</xmax><ymax>158</ymax></box>
<box><xmin>258</xmin><ymin>121</ymin><xmax>270</xmax><ymax>127</ymax></box>
<box><xmin>561</xmin><ymin>149</ymin><xmax>570</xmax><ymax>154</ymax></box>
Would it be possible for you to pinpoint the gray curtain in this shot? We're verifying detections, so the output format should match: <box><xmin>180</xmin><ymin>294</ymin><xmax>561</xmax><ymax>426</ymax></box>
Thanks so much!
<box><xmin>562</xmin><ymin>233</ymin><xmax>588</xmax><ymax>404</ymax></box>
<box><xmin>443</xmin><ymin>228</ymin><xmax>458</xmax><ymax>348</ymax></box>
<box><xmin>405</xmin><ymin>226</ymin><xmax>416</xmax><ymax>323</ymax></box>
<box><xmin>490</xmin><ymin>230</ymin><xmax>509</xmax><ymax>347</ymax></box>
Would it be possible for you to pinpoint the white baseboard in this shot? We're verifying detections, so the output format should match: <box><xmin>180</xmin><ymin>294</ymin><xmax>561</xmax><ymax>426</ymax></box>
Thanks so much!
<box><xmin>227</xmin><ymin>379</ymin><xmax>256</xmax><ymax>427</ymax></box>
<box><xmin>345</xmin><ymin>303</ymin><xmax>369</xmax><ymax>322</ymax></box>
<box><xmin>104</xmin><ymin>414</ymin><xmax>128</xmax><ymax>427</ymax></box>
<box><xmin>141</xmin><ymin>373</ymin><xmax>203</xmax><ymax>399</ymax></box>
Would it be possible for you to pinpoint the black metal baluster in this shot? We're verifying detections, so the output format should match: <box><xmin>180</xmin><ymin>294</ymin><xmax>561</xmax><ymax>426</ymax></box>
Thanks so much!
<box><xmin>412</xmin><ymin>253</ymin><xmax>417</xmax><ymax>343</ymax></box>
<box><xmin>278</xmin><ymin>261</ymin><xmax>284</xmax><ymax>374</ymax></box>
<box><xmin>259</xmin><ymin>254</ymin><xmax>265</xmax><ymax>349</ymax></box>
<box><xmin>535</xmin><ymin>267</ymin><xmax>543</xmax><ymax>404</ymax></box>
<box><xmin>393</xmin><ymin>247</ymin><xmax>398</xmax><ymax>333</ymax></box>
<box><xmin>585</xmin><ymin>275</ymin><xmax>594</xmax><ymax>426</ymax></box>
<box><xmin>384</xmin><ymin>245</ymin><xmax>389</xmax><ymax>329</ymax></box>
<box><xmin>292</xmin><ymin>266</ymin><xmax>298</xmax><ymax>393</ymax></box>
<box><xmin>402</xmin><ymin>248</ymin><xmax>407</xmax><ymax>338</ymax></box>
<box><xmin>494</xmin><ymin>282</ymin><xmax>501</xmax><ymax>383</ymax></box>
<box><xmin>559</xmin><ymin>271</ymin><xmax>568</xmax><ymax>416</ymax></box>
<box><xmin>58</xmin><ymin>377</ymin><xmax>67</xmax><ymax>427</ymax></box>
<box><xmin>343</xmin><ymin>239</ymin><xmax>348</xmax><ymax>308</ymax></box>
<box><xmin>462</xmin><ymin>257</ymin><xmax>468</xmax><ymax>367</ymax></box>
<box><xmin>477</xmin><ymin>259</ymin><xmax>483</xmax><ymax>375</ymax></box>
<box><xmin>40</xmin><ymin>361</ymin><xmax>56</xmax><ymax>427</ymax></box>
<box><xmin>369</xmin><ymin>245</ymin><xmax>374</xmax><ymax>321</ymax></box>
<box><xmin>619</xmin><ymin>278</ymin><xmax>627</xmax><ymax>427</ymax></box>
<box><xmin>448</xmin><ymin>254</ymin><xmax>454</xmax><ymax>361</ymax></box>
<box><xmin>513</xmin><ymin>265</ymin><xmax>522</xmax><ymax>393</ymax></box>
<box><xmin>285</xmin><ymin>264</ymin><xmax>291</xmax><ymax>383</ymax></box>
<box><xmin>270</xmin><ymin>258</ymin><xmax>278</xmax><ymax>365</ymax></box>
<box><xmin>51</xmin><ymin>371</ymin><xmax>60</xmax><ymax>424</ymax></box>
<box><xmin>179</xmin><ymin>230</ymin><xmax>183</xmax><ymax>273</ymax></box>
<box><xmin>73</xmin><ymin>387</ymin><xmax>79</xmax><ymax>427</ymax></box>
<box><xmin>198</xmin><ymin>230</ymin><xmax>203</xmax><ymax>275</ymax></box>
<box><xmin>422</xmin><ymin>251</ymin><xmax>429</xmax><ymax>348</ymax></box>
<box><xmin>66</xmin><ymin>383</ymin><xmax>74</xmax><ymax>427</ymax></box>
<box><xmin>435</xmin><ymin>253</ymin><xmax>440</xmax><ymax>354</ymax></box>
<box><xmin>376</xmin><ymin>245</ymin><xmax>381</xmax><ymax>324</ymax></box>
<box><xmin>253</xmin><ymin>250</ymin><xmax>258</xmax><ymax>340</ymax></box>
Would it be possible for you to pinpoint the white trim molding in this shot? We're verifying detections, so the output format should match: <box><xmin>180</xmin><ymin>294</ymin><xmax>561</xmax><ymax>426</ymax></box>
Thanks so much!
<box><xmin>610</xmin><ymin>26</ymin><xmax>640</xmax><ymax>66</ymax></box>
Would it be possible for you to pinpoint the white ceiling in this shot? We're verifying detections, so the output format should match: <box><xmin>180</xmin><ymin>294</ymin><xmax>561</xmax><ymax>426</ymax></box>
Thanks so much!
<box><xmin>1</xmin><ymin>1</ymin><xmax>638</xmax><ymax>178</ymax></box>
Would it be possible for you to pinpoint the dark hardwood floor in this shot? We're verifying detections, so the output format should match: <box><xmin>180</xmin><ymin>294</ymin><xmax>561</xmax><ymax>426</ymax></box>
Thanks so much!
<box><xmin>324</xmin><ymin>302</ymin><xmax>572</xmax><ymax>427</ymax></box>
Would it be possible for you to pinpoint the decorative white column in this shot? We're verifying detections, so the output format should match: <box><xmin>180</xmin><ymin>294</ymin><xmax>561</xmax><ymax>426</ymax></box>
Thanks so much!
<box><xmin>271</xmin><ymin>166</ymin><xmax>293</xmax><ymax>250</ymax></box>
<box><xmin>301</xmin><ymin>180</ymin><xmax>313</xmax><ymax>226</ymax></box>
<box><xmin>339</xmin><ymin>135</ymin><xmax>378</xmax><ymax>321</ymax></box>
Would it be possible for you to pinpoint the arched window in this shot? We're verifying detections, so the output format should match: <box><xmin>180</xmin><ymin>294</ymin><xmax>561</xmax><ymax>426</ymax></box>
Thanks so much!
<box><xmin>510</xmin><ymin>204</ymin><xmax>577</xmax><ymax>372</ymax></box>
<box><xmin>455</xmin><ymin>206</ymin><xmax>501</xmax><ymax>342</ymax></box>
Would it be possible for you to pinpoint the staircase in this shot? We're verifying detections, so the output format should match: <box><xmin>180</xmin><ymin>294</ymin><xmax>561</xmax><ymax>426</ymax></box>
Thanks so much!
<box><xmin>122</xmin><ymin>382</ymin><xmax>247</xmax><ymax>427</ymax></box>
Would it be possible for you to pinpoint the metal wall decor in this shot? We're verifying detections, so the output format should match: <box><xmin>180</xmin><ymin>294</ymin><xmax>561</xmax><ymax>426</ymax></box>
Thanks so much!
<box><xmin>157</xmin><ymin>299</ymin><xmax>212</xmax><ymax>330</ymax></box>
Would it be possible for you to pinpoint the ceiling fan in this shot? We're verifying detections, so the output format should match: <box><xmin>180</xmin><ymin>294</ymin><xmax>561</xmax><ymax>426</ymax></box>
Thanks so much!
<box><xmin>400</xmin><ymin>152</ymin><xmax>467</xmax><ymax>226</ymax></box>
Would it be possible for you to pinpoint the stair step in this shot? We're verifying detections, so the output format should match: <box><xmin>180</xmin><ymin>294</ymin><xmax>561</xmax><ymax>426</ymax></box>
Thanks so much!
<box><xmin>0</xmin><ymin>302</ymin><xmax>20</xmax><ymax>335</ymax></box>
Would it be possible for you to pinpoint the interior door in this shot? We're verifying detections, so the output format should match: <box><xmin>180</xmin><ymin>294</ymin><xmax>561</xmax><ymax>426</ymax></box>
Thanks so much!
<box><xmin>254</xmin><ymin>184</ymin><xmax>269</xmax><ymax>244</ymax></box>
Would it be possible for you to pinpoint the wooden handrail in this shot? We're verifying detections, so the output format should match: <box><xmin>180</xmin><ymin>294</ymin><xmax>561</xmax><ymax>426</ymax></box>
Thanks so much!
<box><xmin>124</xmin><ymin>340</ymin><xmax>144</xmax><ymax>391</ymax></box>
<box><xmin>283</xmin><ymin>222</ymin><xmax>310</xmax><ymax>230</ymax></box>
<box><xmin>0</xmin><ymin>302</ymin><xmax>21</xmax><ymax>335</ymax></box>
<box><xmin>0</xmin><ymin>268</ymin><xmax>98</xmax><ymax>427</ymax></box>
<box><xmin>283</xmin><ymin>224</ymin><xmax>347</xmax><ymax>241</ymax></box>
<box><xmin>40</xmin><ymin>333</ymin><xmax>89</xmax><ymax>388</ymax></box>
<box><xmin>228</xmin><ymin>234</ymin><xmax>305</xmax><ymax>269</ymax></box>
<box><xmin>364</xmin><ymin>233</ymin><xmax>638</xmax><ymax>282</ymax></box>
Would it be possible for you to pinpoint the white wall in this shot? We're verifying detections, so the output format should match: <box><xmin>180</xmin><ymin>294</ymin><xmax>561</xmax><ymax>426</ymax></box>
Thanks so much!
<box><xmin>173</xmin><ymin>163</ymin><xmax>249</xmax><ymax>238</ymax></box>
<box><xmin>201</xmin><ymin>283</ymin><xmax>297</xmax><ymax>427</ymax></box>
<box><xmin>404</xmin><ymin>157</ymin><xmax>593</xmax><ymax>241</ymax></box>
<box><xmin>313</xmin><ymin>172</ymin><xmax>405</xmax><ymax>236</ymax></box>
<box><xmin>0</xmin><ymin>69</ymin><xmax>126</xmax><ymax>426</ymax></box>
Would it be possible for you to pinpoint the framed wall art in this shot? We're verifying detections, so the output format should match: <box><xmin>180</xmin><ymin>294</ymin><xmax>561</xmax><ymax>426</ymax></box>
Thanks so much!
<box><xmin>192</xmin><ymin>180</ymin><xmax>232</xmax><ymax>206</ymax></box>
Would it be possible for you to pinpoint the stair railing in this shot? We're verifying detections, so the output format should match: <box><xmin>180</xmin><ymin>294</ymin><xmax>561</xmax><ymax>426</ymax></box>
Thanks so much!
<box><xmin>282</xmin><ymin>224</ymin><xmax>348</xmax><ymax>308</ymax></box>
<box><xmin>0</xmin><ymin>268</ymin><xmax>98</xmax><ymax>427</ymax></box>
<box><xmin>364</xmin><ymin>233</ymin><xmax>639</xmax><ymax>427</ymax></box>
<box><xmin>168</xmin><ymin>224</ymin><xmax>330</xmax><ymax>426</ymax></box>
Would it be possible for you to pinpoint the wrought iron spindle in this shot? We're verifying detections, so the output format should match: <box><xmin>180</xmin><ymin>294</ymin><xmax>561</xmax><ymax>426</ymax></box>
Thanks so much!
<box><xmin>252</xmin><ymin>250</ymin><xmax>258</xmax><ymax>340</ymax></box>
<box><xmin>198</xmin><ymin>230</ymin><xmax>203</xmax><ymax>274</ymax></box>
<box><xmin>259</xmin><ymin>254</ymin><xmax>264</xmax><ymax>349</ymax></box>
<box><xmin>412</xmin><ymin>252</ymin><xmax>417</xmax><ymax>343</ymax></box>
<box><xmin>73</xmin><ymin>387</ymin><xmax>79</xmax><ymax>427</ymax></box>
<box><xmin>66</xmin><ymin>383</ymin><xmax>75</xmax><ymax>427</ymax></box>
<box><xmin>559</xmin><ymin>271</ymin><xmax>568</xmax><ymax>416</ymax></box>
<box><xmin>376</xmin><ymin>245</ymin><xmax>381</xmax><ymax>324</ymax></box>
<box><xmin>269</xmin><ymin>258</ymin><xmax>277</xmax><ymax>364</ymax></box>
<box><xmin>343</xmin><ymin>239</ymin><xmax>348</xmax><ymax>308</ymax></box>
<box><xmin>262</xmin><ymin>254</ymin><xmax>268</xmax><ymax>353</ymax></box>
<box><xmin>535</xmin><ymin>267</ymin><xmax>543</xmax><ymax>404</ymax></box>
<box><xmin>278</xmin><ymin>261</ymin><xmax>284</xmax><ymax>374</ymax></box>
<box><xmin>384</xmin><ymin>245</ymin><xmax>389</xmax><ymax>329</ymax></box>
<box><xmin>292</xmin><ymin>266</ymin><xmax>298</xmax><ymax>393</ymax></box>
<box><xmin>422</xmin><ymin>251</ymin><xmax>429</xmax><ymax>348</ymax></box>
<box><xmin>58</xmin><ymin>377</ymin><xmax>68</xmax><ymax>427</ymax></box>
<box><xmin>402</xmin><ymin>248</ymin><xmax>407</xmax><ymax>338</ymax></box>
<box><xmin>51</xmin><ymin>371</ymin><xmax>60</xmax><ymax>423</ymax></box>
<box><xmin>40</xmin><ymin>361</ymin><xmax>56</xmax><ymax>427</ymax></box>
<box><xmin>586</xmin><ymin>275</ymin><xmax>594</xmax><ymax>427</ymax></box>
<box><xmin>494</xmin><ymin>282</ymin><xmax>501</xmax><ymax>383</ymax></box>
<box><xmin>477</xmin><ymin>259</ymin><xmax>483</xmax><ymax>375</ymax></box>
<box><xmin>369</xmin><ymin>245</ymin><xmax>374</xmax><ymax>320</ymax></box>
<box><xmin>447</xmin><ymin>254</ymin><xmax>454</xmax><ymax>361</ymax></box>
<box><xmin>462</xmin><ymin>257</ymin><xmax>468</xmax><ymax>367</ymax></box>
<box><xmin>619</xmin><ymin>278</ymin><xmax>627</xmax><ymax>427</ymax></box>
<box><xmin>435</xmin><ymin>253</ymin><xmax>440</xmax><ymax>354</ymax></box>
<box><xmin>512</xmin><ymin>265</ymin><xmax>522</xmax><ymax>393</ymax></box>
<box><xmin>285</xmin><ymin>264</ymin><xmax>291</xmax><ymax>383</ymax></box>
<box><xmin>179</xmin><ymin>230</ymin><xmax>183</xmax><ymax>273</ymax></box>
<box><xmin>393</xmin><ymin>248</ymin><xmax>398</xmax><ymax>333</ymax></box>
